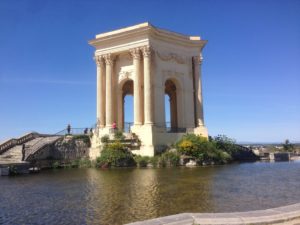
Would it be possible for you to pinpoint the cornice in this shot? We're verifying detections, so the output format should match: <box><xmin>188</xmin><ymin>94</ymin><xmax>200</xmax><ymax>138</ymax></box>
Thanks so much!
<box><xmin>89</xmin><ymin>22</ymin><xmax>207</xmax><ymax>50</ymax></box>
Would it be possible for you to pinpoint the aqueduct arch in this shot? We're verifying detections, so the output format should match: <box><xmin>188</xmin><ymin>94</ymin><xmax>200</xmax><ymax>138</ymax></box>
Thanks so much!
<box><xmin>89</xmin><ymin>23</ymin><xmax>208</xmax><ymax>158</ymax></box>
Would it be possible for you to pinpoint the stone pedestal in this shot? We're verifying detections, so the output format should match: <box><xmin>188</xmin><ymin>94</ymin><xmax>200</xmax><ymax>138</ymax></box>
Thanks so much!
<box><xmin>193</xmin><ymin>126</ymin><xmax>209</xmax><ymax>138</ymax></box>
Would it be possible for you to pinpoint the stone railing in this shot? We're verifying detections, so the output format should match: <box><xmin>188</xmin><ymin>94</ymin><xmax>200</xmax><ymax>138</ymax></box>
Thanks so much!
<box><xmin>0</xmin><ymin>132</ymin><xmax>39</xmax><ymax>154</ymax></box>
<box><xmin>125</xmin><ymin>203</ymin><xmax>300</xmax><ymax>225</ymax></box>
<box><xmin>25</xmin><ymin>136</ymin><xmax>63</xmax><ymax>161</ymax></box>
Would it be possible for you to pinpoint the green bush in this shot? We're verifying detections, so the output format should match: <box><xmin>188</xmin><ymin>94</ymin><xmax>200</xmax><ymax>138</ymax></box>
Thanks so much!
<box><xmin>9</xmin><ymin>166</ymin><xmax>18</xmax><ymax>175</ymax></box>
<box><xmin>148</xmin><ymin>156</ymin><xmax>159</xmax><ymax>167</ymax></box>
<box><xmin>176</xmin><ymin>134</ymin><xmax>232</xmax><ymax>164</ymax></box>
<box><xmin>101</xmin><ymin>135</ymin><xmax>110</xmax><ymax>143</ymax></box>
<box><xmin>134</xmin><ymin>155</ymin><xmax>150</xmax><ymax>167</ymax></box>
<box><xmin>96</xmin><ymin>142</ymin><xmax>135</xmax><ymax>167</ymax></box>
<box><xmin>73</xmin><ymin>135</ymin><xmax>91</xmax><ymax>147</ymax></box>
<box><xmin>71</xmin><ymin>159</ymin><xmax>80</xmax><ymax>168</ymax></box>
<box><xmin>176</xmin><ymin>134</ymin><xmax>213</xmax><ymax>158</ymax></box>
<box><xmin>114</xmin><ymin>130</ymin><xmax>125</xmax><ymax>141</ymax></box>
<box><xmin>79</xmin><ymin>158</ymin><xmax>92</xmax><ymax>168</ymax></box>
<box><xmin>213</xmin><ymin>135</ymin><xmax>238</xmax><ymax>155</ymax></box>
<box><xmin>159</xmin><ymin>151</ymin><xmax>180</xmax><ymax>167</ymax></box>
<box><xmin>52</xmin><ymin>161</ymin><xmax>60</xmax><ymax>169</ymax></box>
<box><xmin>283</xmin><ymin>139</ymin><xmax>294</xmax><ymax>152</ymax></box>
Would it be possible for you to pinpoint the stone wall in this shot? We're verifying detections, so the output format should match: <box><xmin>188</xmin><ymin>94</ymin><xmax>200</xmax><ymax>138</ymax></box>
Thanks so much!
<box><xmin>31</xmin><ymin>136</ymin><xmax>90</xmax><ymax>162</ymax></box>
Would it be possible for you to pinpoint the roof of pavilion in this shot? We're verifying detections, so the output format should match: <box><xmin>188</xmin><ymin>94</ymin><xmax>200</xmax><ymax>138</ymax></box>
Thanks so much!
<box><xmin>89</xmin><ymin>22</ymin><xmax>207</xmax><ymax>50</ymax></box>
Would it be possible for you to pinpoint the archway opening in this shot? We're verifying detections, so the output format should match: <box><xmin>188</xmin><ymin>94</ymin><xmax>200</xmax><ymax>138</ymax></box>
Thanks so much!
<box><xmin>164</xmin><ymin>79</ymin><xmax>178</xmax><ymax>132</ymax></box>
<box><xmin>122</xmin><ymin>80</ymin><xmax>134</xmax><ymax>132</ymax></box>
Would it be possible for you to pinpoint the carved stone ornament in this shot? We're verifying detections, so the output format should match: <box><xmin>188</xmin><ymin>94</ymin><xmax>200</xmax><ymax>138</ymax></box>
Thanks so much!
<box><xmin>141</xmin><ymin>46</ymin><xmax>152</xmax><ymax>58</ymax></box>
<box><xmin>103</xmin><ymin>54</ymin><xmax>115</xmax><ymax>65</ymax></box>
<box><xmin>157</xmin><ymin>51</ymin><xmax>186</xmax><ymax>64</ymax></box>
<box><xmin>193</xmin><ymin>54</ymin><xmax>203</xmax><ymax>65</ymax></box>
<box><xmin>94</xmin><ymin>55</ymin><xmax>104</xmax><ymax>66</ymax></box>
<box><xmin>130</xmin><ymin>48</ymin><xmax>141</xmax><ymax>60</ymax></box>
<box><xmin>162</xmin><ymin>70</ymin><xmax>184</xmax><ymax>78</ymax></box>
<box><xmin>119</xmin><ymin>70</ymin><xmax>133</xmax><ymax>82</ymax></box>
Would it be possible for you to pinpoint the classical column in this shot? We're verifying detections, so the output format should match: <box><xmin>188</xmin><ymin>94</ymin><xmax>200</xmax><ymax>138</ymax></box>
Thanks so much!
<box><xmin>95</xmin><ymin>55</ymin><xmax>105</xmax><ymax>128</ymax></box>
<box><xmin>193</xmin><ymin>55</ymin><xmax>204</xmax><ymax>126</ymax></box>
<box><xmin>142</xmin><ymin>46</ymin><xmax>153</xmax><ymax>124</ymax></box>
<box><xmin>130</xmin><ymin>48</ymin><xmax>142</xmax><ymax>125</ymax></box>
<box><xmin>104</xmin><ymin>54</ymin><xmax>114</xmax><ymax>127</ymax></box>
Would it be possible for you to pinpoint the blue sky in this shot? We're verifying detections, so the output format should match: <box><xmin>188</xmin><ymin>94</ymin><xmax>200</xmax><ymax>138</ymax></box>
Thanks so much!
<box><xmin>0</xmin><ymin>0</ymin><xmax>299</xmax><ymax>143</ymax></box>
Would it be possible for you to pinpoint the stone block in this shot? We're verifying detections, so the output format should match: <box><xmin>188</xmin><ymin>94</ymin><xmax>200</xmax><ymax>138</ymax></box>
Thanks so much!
<box><xmin>0</xmin><ymin>167</ymin><xmax>9</xmax><ymax>176</ymax></box>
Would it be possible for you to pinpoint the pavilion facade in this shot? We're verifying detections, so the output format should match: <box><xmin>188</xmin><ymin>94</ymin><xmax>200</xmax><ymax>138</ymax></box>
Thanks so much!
<box><xmin>89</xmin><ymin>22</ymin><xmax>208</xmax><ymax>158</ymax></box>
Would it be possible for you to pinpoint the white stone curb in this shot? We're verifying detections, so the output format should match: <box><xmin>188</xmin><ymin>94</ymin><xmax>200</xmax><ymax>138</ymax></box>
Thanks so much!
<box><xmin>125</xmin><ymin>203</ymin><xmax>300</xmax><ymax>225</ymax></box>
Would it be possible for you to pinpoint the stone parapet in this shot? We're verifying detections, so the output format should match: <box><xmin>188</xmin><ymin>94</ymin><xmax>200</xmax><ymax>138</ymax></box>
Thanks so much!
<box><xmin>125</xmin><ymin>203</ymin><xmax>300</xmax><ymax>225</ymax></box>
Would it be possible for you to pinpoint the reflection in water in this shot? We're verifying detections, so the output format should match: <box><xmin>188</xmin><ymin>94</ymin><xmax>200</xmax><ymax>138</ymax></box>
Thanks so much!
<box><xmin>83</xmin><ymin>168</ymin><xmax>214</xmax><ymax>224</ymax></box>
<box><xmin>0</xmin><ymin>161</ymin><xmax>300</xmax><ymax>225</ymax></box>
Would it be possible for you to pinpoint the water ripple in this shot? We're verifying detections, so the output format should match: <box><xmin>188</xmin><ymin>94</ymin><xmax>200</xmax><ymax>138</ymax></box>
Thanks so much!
<box><xmin>0</xmin><ymin>162</ymin><xmax>300</xmax><ymax>224</ymax></box>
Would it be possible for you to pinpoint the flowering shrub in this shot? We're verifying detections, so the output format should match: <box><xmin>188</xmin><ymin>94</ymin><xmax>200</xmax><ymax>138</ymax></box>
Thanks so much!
<box><xmin>176</xmin><ymin>134</ymin><xmax>232</xmax><ymax>163</ymax></box>
<box><xmin>96</xmin><ymin>142</ymin><xmax>135</xmax><ymax>167</ymax></box>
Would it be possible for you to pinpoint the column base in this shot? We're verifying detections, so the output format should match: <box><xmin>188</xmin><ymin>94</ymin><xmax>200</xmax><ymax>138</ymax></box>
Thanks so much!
<box><xmin>193</xmin><ymin>125</ymin><xmax>209</xmax><ymax>138</ymax></box>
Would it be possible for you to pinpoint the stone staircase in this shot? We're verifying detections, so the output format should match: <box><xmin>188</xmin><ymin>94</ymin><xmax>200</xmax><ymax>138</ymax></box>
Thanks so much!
<box><xmin>0</xmin><ymin>135</ymin><xmax>63</xmax><ymax>165</ymax></box>
<box><xmin>25</xmin><ymin>136</ymin><xmax>62</xmax><ymax>161</ymax></box>
<box><xmin>0</xmin><ymin>138</ymin><xmax>44</xmax><ymax>165</ymax></box>
<box><xmin>110</xmin><ymin>132</ymin><xmax>141</xmax><ymax>150</ymax></box>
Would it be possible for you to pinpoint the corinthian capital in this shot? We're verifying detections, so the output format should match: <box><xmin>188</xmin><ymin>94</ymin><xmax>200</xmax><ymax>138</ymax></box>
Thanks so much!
<box><xmin>103</xmin><ymin>54</ymin><xmax>115</xmax><ymax>66</ymax></box>
<box><xmin>130</xmin><ymin>48</ymin><xmax>141</xmax><ymax>60</ymax></box>
<box><xmin>193</xmin><ymin>54</ymin><xmax>203</xmax><ymax>65</ymax></box>
<box><xmin>94</xmin><ymin>55</ymin><xmax>104</xmax><ymax>66</ymax></box>
<box><xmin>141</xmin><ymin>46</ymin><xmax>153</xmax><ymax>58</ymax></box>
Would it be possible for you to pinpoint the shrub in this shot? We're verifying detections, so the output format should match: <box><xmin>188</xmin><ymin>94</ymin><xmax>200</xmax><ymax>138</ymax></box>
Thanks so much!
<box><xmin>176</xmin><ymin>134</ymin><xmax>232</xmax><ymax>164</ymax></box>
<box><xmin>71</xmin><ymin>159</ymin><xmax>80</xmax><ymax>168</ymax></box>
<box><xmin>52</xmin><ymin>161</ymin><xmax>60</xmax><ymax>169</ymax></box>
<box><xmin>213</xmin><ymin>135</ymin><xmax>238</xmax><ymax>155</ymax></box>
<box><xmin>177</xmin><ymin>140</ymin><xmax>194</xmax><ymax>156</ymax></box>
<box><xmin>73</xmin><ymin>135</ymin><xmax>91</xmax><ymax>147</ymax></box>
<box><xmin>159</xmin><ymin>151</ymin><xmax>180</xmax><ymax>167</ymax></box>
<box><xmin>79</xmin><ymin>158</ymin><xmax>92</xmax><ymax>168</ymax></box>
<box><xmin>283</xmin><ymin>139</ymin><xmax>294</xmax><ymax>152</ymax></box>
<box><xmin>114</xmin><ymin>130</ymin><xmax>125</xmax><ymax>141</ymax></box>
<box><xmin>101</xmin><ymin>135</ymin><xmax>110</xmax><ymax>143</ymax></box>
<box><xmin>176</xmin><ymin>134</ymin><xmax>214</xmax><ymax>158</ymax></box>
<box><xmin>134</xmin><ymin>155</ymin><xmax>150</xmax><ymax>167</ymax></box>
<box><xmin>148</xmin><ymin>156</ymin><xmax>159</xmax><ymax>167</ymax></box>
<box><xmin>9</xmin><ymin>166</ymin><xmax>18</xmax><ymax>175</ymax></box>
<box><xmin>96</xmin><ymin>142</ymin><xmax>135</xmax><ymax>167</ymax></box>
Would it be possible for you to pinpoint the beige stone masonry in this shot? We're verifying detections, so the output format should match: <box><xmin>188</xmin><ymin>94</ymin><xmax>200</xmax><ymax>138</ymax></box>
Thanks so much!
<box><xmin>89</xmin><ymin>22</ymin><xmax>209</xmax><ymax>158</ymax></box>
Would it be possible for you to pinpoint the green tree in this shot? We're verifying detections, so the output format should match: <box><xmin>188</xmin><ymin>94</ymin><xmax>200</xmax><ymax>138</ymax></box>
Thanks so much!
<box><xmin>283</xmin><ymin>139</ymin><xmax>294</xmax><ymax>152</ymax></box>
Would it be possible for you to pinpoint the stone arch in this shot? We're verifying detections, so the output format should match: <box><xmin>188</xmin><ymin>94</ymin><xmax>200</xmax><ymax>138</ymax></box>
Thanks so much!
<box><xmin>117</xmin><ymin>78</ymin><xmax>134</xmax><ymax>131</ymax></box>
<box><xmin>164</xmin><ymin>77</ymin><xmax>183</xmax><ymax>131</ymax></box>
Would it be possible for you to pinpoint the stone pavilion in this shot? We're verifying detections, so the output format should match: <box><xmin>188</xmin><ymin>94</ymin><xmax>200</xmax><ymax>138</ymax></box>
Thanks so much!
<box><xmin>89</xmin><ymin>22</ymin><xmax>208</xmax><ymax>158</ymax></box>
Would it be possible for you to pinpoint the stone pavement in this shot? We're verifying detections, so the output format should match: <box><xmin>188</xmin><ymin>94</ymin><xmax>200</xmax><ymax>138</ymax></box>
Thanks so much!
<box><xmin>125</xmin><ymin>203</ymin><xmax>300</xmax><ymax>225</ymax></box>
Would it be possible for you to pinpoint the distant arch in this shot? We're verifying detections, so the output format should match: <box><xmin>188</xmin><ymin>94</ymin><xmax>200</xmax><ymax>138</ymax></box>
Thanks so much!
<box><xmin>164</xmin><ymin>78</ymin><xmax>181</xmax><ymax>131</ymax></box>
<box><xmin>118</xmin><ymin>79</ymin><xmax>134</xmax><ymax>131</ymax></box>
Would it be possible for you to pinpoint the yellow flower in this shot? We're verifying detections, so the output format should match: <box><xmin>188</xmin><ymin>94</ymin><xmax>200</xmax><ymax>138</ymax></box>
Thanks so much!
<box><xmin>179</xmin><ymin>140</ymin><xmax>193</xmax><ymax>149</ymax></box>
